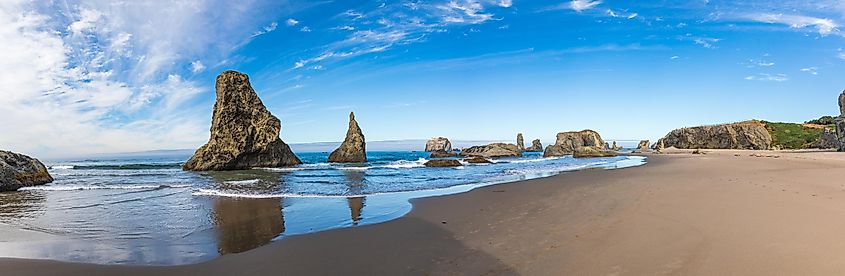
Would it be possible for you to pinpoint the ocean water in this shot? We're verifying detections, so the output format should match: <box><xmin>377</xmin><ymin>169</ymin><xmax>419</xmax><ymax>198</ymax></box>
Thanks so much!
<box><xmin>0</xmin><ymin>151</ymin><xmax>646</xmax><ymax>265</ymax></box>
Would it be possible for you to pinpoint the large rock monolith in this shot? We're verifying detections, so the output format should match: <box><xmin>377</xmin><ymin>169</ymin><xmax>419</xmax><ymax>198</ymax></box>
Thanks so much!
<box><xmin>543</xmin><ymin>130</ymin><xmax>607</xmax><ymax>157</ymax></box>
<box><xmin>425</xmin><ymin>137</ymin><xmax>452</xmax><ymax>152</ymax></box>
<box><xmin>183</xmin><ymin>71</ymin><xmax>301</xmax><ymax>171</ymax></box>
<box><xmin>659</xmin><ymin>121</ymin><xmax>771</xmax><ymax>150</ymax></box>
<box><xmin>329</xmin><ymin>112</ymin><xmax>367</xmax><ymax>163</ymax></box>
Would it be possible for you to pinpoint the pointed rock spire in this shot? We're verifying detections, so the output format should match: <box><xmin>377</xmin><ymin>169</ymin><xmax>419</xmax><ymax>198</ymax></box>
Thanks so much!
<box><xmin>183</xmin><ymin>70</ymin><xmax>302</xmax><ymax>171</ymax></box>
<box><xmin>328</xmin><ymin>112</ymin><xmax>367</xmax><ymax>163</ymax></box>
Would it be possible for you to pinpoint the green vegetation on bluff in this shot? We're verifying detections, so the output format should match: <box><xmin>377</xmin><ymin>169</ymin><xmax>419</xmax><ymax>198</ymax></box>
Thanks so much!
<box><xmin>805</xmin><ymin>116</ymin><xmax>837</xmax><ymax>125</ymax></box>
<box><xmin>762</xmin><ymin>121</ymin><xmax>831</xmax><ymax>149</ymax></box>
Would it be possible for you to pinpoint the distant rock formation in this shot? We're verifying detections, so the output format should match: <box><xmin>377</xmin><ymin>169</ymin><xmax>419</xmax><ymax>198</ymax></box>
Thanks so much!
<box><xmin>425</xmin><ymin>137</ymin><xmax>452</xmax><ymax>152</ymax></box>
<box><xmin>430</xmin><ymin>150</ymin><xmax>458</xmax><ymax>158</ymax></box>
<box><xmin>464</xmin><ymin>156</ymin><xmax>492</xmax><ymax>164</ymax></box>
<box><xmin>184</xmin><ymin>71</ymin><xmax>301</xmax><ymax>171</ymax></box>
<box><xmin>659</xmin><ymin>121</ymin><xmax>772</xmax><ymax>150</ymax></box>
<box><xmin>516</xmin><ymin>133</ymin><xmax>525</xmax><ymax>151</ymax></box>
<box><xmin>524</xmin><ymin>139</ymin><xmax>543</xmax><ymax>152</ymax></box>
<box><xmin>424</xmin><ymin>159</ymin><xmax>462</xmax><ymax>167</ymax></box>
<box><xmin>460</xmin><ymin>143</ymin><xmax>522</xmax><ymax>158</ymax></box>
<box><xmin>837</xmin><ymin>90</ymin><xmax>845</xmax><ymax>152</ymax></box>
<box><xmin>329</xmin><ymin>112</ymin><xmax>367</xmax><ymax>163</ymax></box>
<box><xmin>611</xmin><ymin>141</ymin><xmax>623</xmax><ymax>151</ymax></box>
<box><xmin>573</xmin><ymin>147</ymin><xmax>618</xmax><ymax>158</ymax></box>
<box><xmin>0</xmin><ymin>150</ymin><xmax>53</xmax><ymax>192</ymax></box>
<box><xmin>652</xmin><ymin>139</ymin><xmax>665</xmax><ymax>152</ymax></box>
<box><xmin>543</xmin><ymin>130</ymin><xmax>607</xmax><ymax>157</ymax></box>
<box><xmin>636</xmin><ymin>140</ymin><xmax>650</xmax><ymax>151</ymax></box>
<box><xmin>819</xmin><ymin>128</ymin><xmax>839</xmax><ymax>149</ymax></box>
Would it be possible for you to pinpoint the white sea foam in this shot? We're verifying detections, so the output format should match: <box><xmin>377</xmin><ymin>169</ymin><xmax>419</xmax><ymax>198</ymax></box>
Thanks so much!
<box><xmin>380</xmin><ymin>158</ymin><xmax>427</xmax><ymax>169</ymax></box>
<box><xmin>192</xmin><ymin>189</ymin><xmax>354</xmax><ymax>199</ymax></box>
<box><xmin>507</xmin><ymin>156</ymin><xmax>562</xmax><ymax>164</ymax></box>
<box><xmin>20</xmin><ymin>184</ymin><xmax>191</xmax><ymax>191</ymax></box>
<box><xmin>258</xmin><ymin>167</ymin><xmax>305</xmax><ymax>172</ymax></box>
<box><xmin>338</xmin><ymin>166</ymin><xmax>370</xmax><ymax>171</ymax></box>
<box><xmin>223</xmin><ymin>179</ymin><xmax>261</xmax><ymax>185</ymax></box>
<box><xmin>49</xmin><ymin>165</ymin><xmax>74</xmax><ymax>169</ymax></box>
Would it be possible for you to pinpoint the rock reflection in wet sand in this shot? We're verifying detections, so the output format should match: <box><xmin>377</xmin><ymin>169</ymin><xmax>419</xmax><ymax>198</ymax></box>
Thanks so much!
<box><xmin>212</xmin><ymin>197</ymin><xmax>284</xmax><ymax>254</ymax></box>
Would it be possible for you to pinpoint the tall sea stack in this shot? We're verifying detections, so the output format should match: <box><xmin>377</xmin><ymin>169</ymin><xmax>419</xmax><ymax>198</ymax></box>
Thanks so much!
<box><xmin>329</xmin><ymin>112</ymin><xmax>367</xmax><ymax>163</ymax></box>
<box><xmin>183</xmin><ymin>71</ymin><xmax>302</xmax><ymax>171</ymax></box>
<box><xmin>516</xmin><ymin>133</ymin><xmax>525</xmax><ymax>152</ymax></box>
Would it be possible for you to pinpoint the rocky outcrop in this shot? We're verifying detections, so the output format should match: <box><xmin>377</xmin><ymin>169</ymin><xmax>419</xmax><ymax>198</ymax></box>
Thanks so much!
<box><xmin>516</xmin><ymin>133</ymin><xmax>525</xmax><ymax>151</ymax></box>
<box><xmin>636</xmin><ymin>140</ymin><xmax>650</xmax><ymax>151</ymax></box>
<box><xmin>573</xmin><ymin>147</ymin><xmax>618</xmax><ymax>158</ymax></box>
<box><xmin>425</xmin><ymin>137</ymin><xmax>452</xmax><ymax>152</ymax></box>
<box><xmin>837</xmin><ymin>90</ymin><xmax>845</xmax><ymax>152</ymax></box>
<box><xmin>652</xmin><ymin>139</ymin><xmax>665</xmax><ymax>152</ymax></box>
<box><xmin>0</xmin><ymin>150</ymin><xmax>53</xmax><ymax>192</ymax></box>
<box><xmin>464</xmin><ymin>156</ymin><xmax>492</xmax><ymax>164</ymax></box>
<box><xmin>821</xmin><ymin>128</ymin><xmax>841</xmax><ymax>149</ymax></box>
<box><xmin>611</xmin><ymin>141</ymin><xmax>623</xmax><ymax>151</ymax></box>
<box><xmin>525</xmin><ymin>139</ymin><xmax>543</xmax><ymax>152</ymax></box>
<box><xmin>184</xmin><ymin>71</ymin><xmax>301</xmax><ymax>171</ymax></box>
<box><xmin>460</xmin><ymin>143</ymin><xmax>522</xmax><ymax>158</ymax></box>
<box><xmin>543</xmin><ymin>130</ymin><xmax>607</xmax><ymax>157</ymax></box>
<box><xmin>424</xmin><ymin>159</ymin><xmax>462</xmax><ymax>167</ymax></box>
<box><xmin>329</xmin><ymin>112</ymin><xmax>367</xmax><ymax>163</ymax></box>
<box><xmin>430</xmin><ymin>150</ymin><xmax>458</xmax><ymax>158</ymax></box>
<box><xmin>659</xmin><ymin>121</ymin><xmax>772</xmax><ymax>150</ymax></box>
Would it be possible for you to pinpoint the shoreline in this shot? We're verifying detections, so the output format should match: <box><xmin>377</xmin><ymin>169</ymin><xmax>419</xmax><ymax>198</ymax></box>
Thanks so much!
<box><xmin>6</xmin><ymin>150</ymin><xmax>845</xmax><ymax>274</ymax></box>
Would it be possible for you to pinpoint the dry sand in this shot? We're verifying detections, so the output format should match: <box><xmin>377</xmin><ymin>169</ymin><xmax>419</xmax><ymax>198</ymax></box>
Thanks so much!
<box><xmin>5</xmin><ymin>150</ymin><xmax>845</xmax><ymax>275</ymax></box>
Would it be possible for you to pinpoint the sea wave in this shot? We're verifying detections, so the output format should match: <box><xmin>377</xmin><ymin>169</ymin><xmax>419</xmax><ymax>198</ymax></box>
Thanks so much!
<box><xmin>69</xmin><ymin>163</ymin><xmax>183</xmax><ymax>170</ymax></box>
<box><xmin>223</xmin><ymin>179</ymin><xmax>262</xmax><ymax>185</ymax></box>
<box><xmin>257</xmin><ymin>167</ymin><xmax>305</xmax><ymax>172</ymax></box>
<box><xmin>49</xmin><ymin>165</ymin><xmax>75</xmax><ymax>170</ymax></box>
<box><xmin>379</xmin><ymin>158</ymin><xmax>427</xmax><ymax>169</ymax></box>
<box><xmin>20</xmin><ymin>184</ymin><xmax>192</xmax><ymax>191</ymax></box>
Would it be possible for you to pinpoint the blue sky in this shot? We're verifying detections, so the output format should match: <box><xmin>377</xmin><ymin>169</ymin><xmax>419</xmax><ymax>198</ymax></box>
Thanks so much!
<box><xmin>2</xmin><ymin>0</ymin><xmax>845</xmax><ymax>158</ymax></box>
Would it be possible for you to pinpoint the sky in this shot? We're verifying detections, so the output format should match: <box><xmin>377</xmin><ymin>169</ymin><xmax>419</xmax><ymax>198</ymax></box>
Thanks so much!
<box><xmin>3</xmin><ymin>0</ymin><xmax>845</xmax><ymax>158</ymax></box>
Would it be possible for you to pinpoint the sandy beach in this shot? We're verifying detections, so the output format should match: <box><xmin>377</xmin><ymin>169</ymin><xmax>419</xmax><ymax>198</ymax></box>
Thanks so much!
<box><xmin>5</xmin><ymin>150</ymin><xmax>845</xmax><ymax>275</ymax></box>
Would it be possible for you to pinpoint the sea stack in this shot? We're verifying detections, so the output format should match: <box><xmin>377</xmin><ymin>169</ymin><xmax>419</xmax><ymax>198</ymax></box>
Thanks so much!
<box><xmin>516</xmin><ymin>133</ymin><xmax>525</xmax><ymax>151</ymax></box>
<box><xmin>659</xmin><ymin>121</ymin><xmax>771</xmax><ymax>150</ymax></box>
<box><xmin>329</xmin><ymin>112</ymin><xmax>367</xmax><ymax>163</ymax></box>
<box><xmin>636</xmin><ymin>140</ymin><xmax>650</xmax><ymax>151</ymax></box>
<box><xmin>183</xmin><ymin>70</ymin><xmax>302</xmax><ymax>171</ymax></box>
<box><xmin>836</xmin><ymin>90</ymin><xmax>845</xmax><ymax>152</ymax></box>
<box><xmin>425</xmin><ymin>137</ymin><xmax>452</xmax><ymax>152</ymax></box>
<box><xmin>525</xmin><ymin>139</ymin><xmax>543</xmax><ymax>152</ymax></box>
<box><xmin>0</xmin><ymin>150</ymin><xmax>53</xmax><ymax>192</ymax></box>
<box><xmin>543</xmin><ymin>130</ymin><xmax>607</xmax><ymax>157</ymax></box>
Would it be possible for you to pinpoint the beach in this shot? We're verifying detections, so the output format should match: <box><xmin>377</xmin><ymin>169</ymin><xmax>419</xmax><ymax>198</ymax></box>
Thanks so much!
<box><xmin>4</xmin><ymin>149</ymin><xmax>845</xmax><ymax>275</ymax></box>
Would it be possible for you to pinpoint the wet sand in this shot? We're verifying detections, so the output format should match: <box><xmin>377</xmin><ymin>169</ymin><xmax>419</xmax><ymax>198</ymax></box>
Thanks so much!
<box><xmin>6</xmin><ymin>150</ymin><xmax>845</xmax><ymax>275</ymax></box>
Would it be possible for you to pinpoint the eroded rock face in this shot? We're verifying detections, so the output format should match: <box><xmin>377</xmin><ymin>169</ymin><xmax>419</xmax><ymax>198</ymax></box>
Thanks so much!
<box><xmin>464</xmin><ymin>156</ymin><xmax>492</xmax><ymax>164</ymax></box>
<box><xmin>424</xmin><ymin>159</ymin><xmax>462</xmax><ymax>167</ymax></box>
<box><xmin>425</xmin><ymin>137</ymin><xmax>452</xmax><ymax>152</ymax></box>
<box><xmin>0</xmin><ymin>150</ymin><xmax>53</xmax><ymax>192</ymax></box>
<box><xmin>543</xmin><ymin>130</ymin><xmax>607</xmax><ymax>157</ymax></box>
<box><xmin>653</xmin><ymin>139</ymin><xmax>665</xmax><ymax>152</ymax></box>
<box><xmin>329</xmin><ymin>112</ymin><xmax>367</xmax><ymax>163</ymax></box>
<box><xmin>184</xmin><ymin>71</ymin><xmax>301</xmax><ymax>171</ymax></box>
<box><xmin>611</xmin><ymin>141</ymin><xmax>623</xmax><ymax>151</ymax></box>
<box><xmin>525</xmin><ymin>139</ymin><xmax>543</xmax><ymax>152</ymax></box>
<box><xmin>659</xmin><ymin>121</ymin><xmax>772</xmax><ymax>150</ymax></box>
<box><xmin>637</xmin><ymin>140</ymin><xmax>650</xmax><ymax>151</ymax></box>
<box><xmin>837</xmin><ymin>90</ymin><xmax>845</xmax><ymax>152</ymax></box>
<box><xmin>819</xmin><ymin>129</ymin><xmax>839</xmax><ymax>149</ymax></box>
<box><xmin>573</xmin><ymin>147</ymin><xmax>618</xmax><ymax>158</ymax></box>
<box><xmin>430</xmin><ymin>150</ymin><xmax>458</xmax><ymax>158</ymax></box>
<box><xmin>460</xmin><ymin>143</ymin><xmax>522</xmax><ymax>158</ymax></box>
<box><xmin>516</xmin><ymin>133</ymin><xmax>525</xmax><ymax>151</ymax></box>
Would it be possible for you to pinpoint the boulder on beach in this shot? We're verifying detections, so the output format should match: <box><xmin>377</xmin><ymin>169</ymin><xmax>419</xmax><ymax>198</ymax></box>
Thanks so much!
<box><xmin>573</xmin><ymin>147</ymin><xmax>618</xmax><ymax>158</ymax></box>
<box><xmin>543</xmin><ymin>130</ymin><xmax>607</xmax><ymax>157</ymax></box>
<box><xmin>636</xmin><ymin>140</ymin><xmax>650</xmax><ymax>151</ymax></box>
<box><xmin>464</xmin><ymin>156</ymin><xmax>492</xmax><ymax>164</ymax></box>
<box><xmin>183</xmin><ymin>71</ymin><xmax>302</xmax><ymax>171</ymax></box>
<box><xmin>430</xmin><ymin>150</ymin><xmax>458</xmax><ymax>158</ymax></box>
<box><xmin>460</xmin><ymin>143</ymin><xmax>522</xmax><ymax>158</ymax></box>
<box><xmin>517</xmin><ymin>133</ymin><xmax>525</xmax><ymax>152</ymax></box>
<box><xmin>0</xmin><ymin>150</ymin><xmax>53</xmax><ymax>192</ymax></box>
<box><xmin>525</xmin><ymin>139</ymin><xmax>543</xmax><ymax>152</ymax></box>
<box><xmin>424</xmin><ymin>159</ymin><xmax>463</xmax><ymax>167</ymax></box>
<box><xmin>659</xmin><ymin>121</ymin><xmax>772</xmax><ymax>150</ymax></box>
<box><xmin>329</xmin><ymin>112</ymin><xmax>367</xmax><ymax>163</ymax></box>
<box><xmin>425</xmin><ymin>137</ymin><xmax>452</xmax><ymax>152</ymax></box>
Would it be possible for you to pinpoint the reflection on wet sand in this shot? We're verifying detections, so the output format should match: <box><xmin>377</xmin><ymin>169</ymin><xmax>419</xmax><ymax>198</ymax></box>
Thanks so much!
<box><xmin>343</xmin><ymin>170</ymin><xmax>367</xmax><ymax>225</ymax></box>
<box><xmin>0</xmin><ymin>191</ymin><xmax>45</xmax><ymax>223</ymax></box>
<box><xmin>212</xmin><ymin>197</ymin><xmax>285</xmax><ymax>254</ymax></box>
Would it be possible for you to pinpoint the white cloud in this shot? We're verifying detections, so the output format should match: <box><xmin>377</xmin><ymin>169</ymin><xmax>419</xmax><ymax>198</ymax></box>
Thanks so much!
<box><xmin>744</xmin><ymin>73</ymin><xmax>789</xmax><ymax>82</ymax></box>
<box><xmin>571</xmin><ymin>0</ymin><xmax>602</xmax><ymax>12</ymax></box>
<box><xmin>286</xmin><ymin>18</ymin><xmax>300</xmax><ymax>26</ymax></box>
<box><xmin>437</xmin><ymin>1</ymin><xmax>495</xmax><ymax>24</ymax></box>
<box><xmin>670</xmin><ymin>55</ymin><xmax>680</xmax><ymax>60</ymax></box>
<box><xmin>745</xmin><ymin>13</ymin><xmax>838</xmax><ymax>35</ymax></box>
<box><xmin>190</xmin><ymin>60</ymin><xmax>205</xmax><ymax>73</ymax></box>
<box><xmin>497</xmin><ymin>0</ymin><xmax>513</xmax><ymax>8</ymax></box>
<box><xmin>800</xmin><ymin>67</ymin><xmax>818</xmax><ymax>75</ymax></box>
<box><xmin>300</xmin><ymin>26</ymin><xmax>312</xmax><ymax>32</ymax></box>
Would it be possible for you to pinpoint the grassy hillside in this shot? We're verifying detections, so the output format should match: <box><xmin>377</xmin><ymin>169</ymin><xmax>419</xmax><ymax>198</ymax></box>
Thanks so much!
<box><xmin>762</xmin><ymin>121</ymin><xmax>832</xmax><ymax>149</ymax></box>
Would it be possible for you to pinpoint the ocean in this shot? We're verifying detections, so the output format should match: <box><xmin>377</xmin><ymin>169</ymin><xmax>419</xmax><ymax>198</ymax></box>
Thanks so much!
<box><xmin>0</xmin><ymin>150</ymin><xmax>646</xmax><ymax>265</ymax></box>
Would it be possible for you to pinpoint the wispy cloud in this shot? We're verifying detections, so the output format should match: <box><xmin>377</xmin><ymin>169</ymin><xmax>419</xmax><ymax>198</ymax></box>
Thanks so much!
<box><xmin>570</xmin><ymin>0</ymin><xmax>602</xmax><ymax>12</ymax></box>
<box><xmin>743</xmin><ymin>13</ymin><xmax>838</xmax><ymax>35</ymax></box>
<box><xmin>800</xmin><ymin>67</ymin><xmax>819</xmax><ymax>75</ymax></box>
<box><xmin>744</xmin><ymin>73</ymin><xmax>789</xmax><ymax>82</ymax></box>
